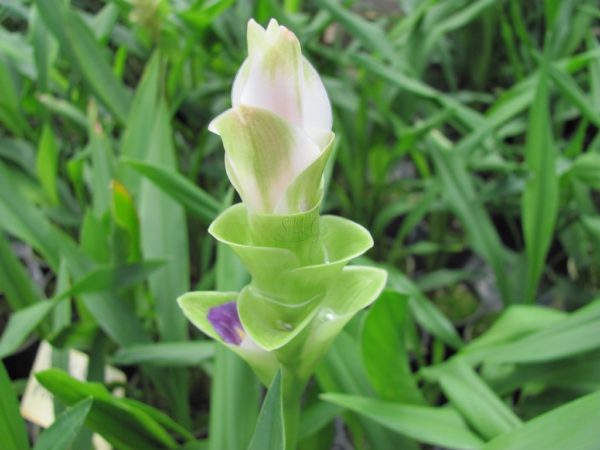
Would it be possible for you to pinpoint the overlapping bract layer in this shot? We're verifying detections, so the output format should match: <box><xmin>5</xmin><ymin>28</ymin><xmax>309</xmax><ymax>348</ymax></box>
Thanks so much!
<box><xmin>178</xmin><ymin>204</ymin><xmax>386</xmax><ymax>383</ymax></box>
<box><xmin>178</xmin><ymin>19</ymin><xmax>386</xmax><ymax>385</ymax></box>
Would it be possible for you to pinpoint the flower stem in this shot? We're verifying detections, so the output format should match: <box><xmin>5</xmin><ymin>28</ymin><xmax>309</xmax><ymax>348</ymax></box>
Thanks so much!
<box><xmin>281</xmin><ymin>367</ymin><xmax>306</xmax><ymax>450</ymax></box>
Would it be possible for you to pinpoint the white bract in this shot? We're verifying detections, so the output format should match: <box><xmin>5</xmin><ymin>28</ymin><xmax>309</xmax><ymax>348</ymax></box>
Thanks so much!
<box><xmin>209</xmin><ymin>19</ymin><xmax>333</xmax><ymax>214</ymax></box>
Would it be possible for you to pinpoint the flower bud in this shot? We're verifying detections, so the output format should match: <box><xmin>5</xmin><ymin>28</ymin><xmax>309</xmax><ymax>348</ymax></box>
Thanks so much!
<box><xmin>209</xmin><ymin>19</ymin><xmax>334</xmax><ymax>214</ymax></box>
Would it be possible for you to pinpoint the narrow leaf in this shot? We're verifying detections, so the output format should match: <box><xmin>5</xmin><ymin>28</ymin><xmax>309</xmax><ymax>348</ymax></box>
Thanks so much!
<box><xmin>33</xmin><ymin>397</ymin><xmax>93</xmax><ymax>450</ymax></box>
<box><xmin>248</xmin><ymin>371</ymin><xmax>285</xmax><ymax>450</ymax></box>
<box><xmin>322</xmin><ymin>393</ymin><xmax>484</xmax><ymax>449</ymax></box>
<box><xmin>521</xmin><ymin>70</ymin><xmax>558</xmax><ymax>301</ymax></box>
<box><xmin>0</xmin><ymin>362</ymin><xmax>29</xmax><ymax>450</ymax></box>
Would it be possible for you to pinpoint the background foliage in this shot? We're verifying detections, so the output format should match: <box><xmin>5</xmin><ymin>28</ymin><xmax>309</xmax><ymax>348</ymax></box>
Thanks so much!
<box><xmin>1</xmin><ymin>0</ymin><xmax>600</xmax><ymax>449</ymax></box>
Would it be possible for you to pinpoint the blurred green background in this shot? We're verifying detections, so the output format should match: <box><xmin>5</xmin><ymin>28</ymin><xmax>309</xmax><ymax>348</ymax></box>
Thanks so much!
<box><xmin>1</xmin><ymin>1</ymin><xmax>600</xmax><ymax>449</ymax></box>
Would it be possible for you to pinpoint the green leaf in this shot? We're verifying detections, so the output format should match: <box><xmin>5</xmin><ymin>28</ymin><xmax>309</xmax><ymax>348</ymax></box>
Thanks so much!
<box><xmin>480</xmin><ymin>299</ymin><xmax>600</xmax><ymax>364</ymax></box>
<box><xmin>0</xmin><ymin>362</ymin><xmax>29</xmax><ymax>450</ymax></box>
<box><xmin>521</xmin><ymin>69</ymin><xmax>558</xmax><ymax>302</ymax></box>
<box><xmin>36</xmin><ymin>124</ymin><xmax>59</xmax><ymax>204</ymax></box>
<box><xmin>322</xmin><ymin>393</ymin><xmax>484</xmax><ymax>449</ymax></box>
<box><xmin>0</xmin><ymin>301</ymin><xmax>55</xmax><ymax>359</ymax></box>
<box><xmin>0</xmin><ymin>230</ymin><xmax>42</xmax><ymax>310</ymax></box>
<box><xmin>423</xmin><ymin>359</ymin><xmax>521</xmax><ymax>440</ymax></box>
<box><xmin>118</xmin><ymin>52</ymin><xmax>160</xmax><ymax>191</ymax></box>
<box><xmin>123</xmin><ymin>158</ymin><xmax>221</xmax><ymax>225</ymax></box>
<box><xmin>248</xmin><ymin>371</ymin><xmax>285</xmax><ymax>450</ymax></box>
<box><xmin>0</xmin><ymin>158</ymin><xmax>61</xmax><ymax>269</ymax></box>
<box><xmin>110</xmin><ymin>180</ymin><xmax>141</xmax><ymax>259</ymax></box>
<box><xmin>36</xmin><ymin>369</ymin><xmax>178</xmax><ymax>450</ymax></box>
<box><xmin>0</xmin><ymin>260</ymin><xmax>162</xmax><ymax>358</ymax></box>
<box><xmin>316</xmin><ymin>332</ymin><xmax>407</xmax><ymax>450</ymax></box>
<box><xmin>299</xmin><ymin>401</ymin><xmax>341</xmax><ymax>439</ymax></box>
<box><xmin>0</xmin><ymin>55</ymin><xmax>28</xmax><ymax>136</ymax></box>
<box><xmin>316</xmin><ymin>0</ymin><xmax>396</xmax><ymax>61</ymax></box>
<box><xmin>460</xmin><ymin>304</ymin><xmax>566</xmax><ymax>362</ymax></box>
<box><xmin>112</xmin><ymin>342</ymin><xmax>214</xmax><ymax>367</ymax></box>
<box><xmin>429</xmin><ymin>131</ymin><xmax>512</xmax><ymax>305</ymax></box>
<box><xmin>138</xmin><ymin>97</ymin><xmax>189</xmax><ymax>342</ymax></box>
<box><xmin>34</xmin><ymin>0</ymin><xmax>130</xmax><ymax>122</ymax></box>
<box><xmin>361</xmin><ymin>290</ymin><xmax>423</xmax><ymax>404</ymax></box>
<box><xmin>547</xmin><ymin>60</ymin><xmax>600</xmax><ymax>127</ymax></box>
<box><xmin>571</xmin><ymin>152</ymin><xmax>600</xmax><ymax>190</ymax></box>
<box><xmin>33</xmin><ymin>397</ymin><xmax>93</xmax><ymax>450</ymax></box>
<box><xmin>483</xmin><ymin>390</ymin><xmax>600</xmax><ymax>450</ymax></box>
<box><xmin>88</xmin><ymin>101</ymin><xmax>115</xmax><ymax>216</ymax></box>
<box><xmin>56</xmin><ymin>260</ymin><xmax>165</xmax><ymax>300</ymax></box>
<box><xmin>384</xmin><ymin>265</ymin><xmax>463</xmax><ymax>349</ymax></box>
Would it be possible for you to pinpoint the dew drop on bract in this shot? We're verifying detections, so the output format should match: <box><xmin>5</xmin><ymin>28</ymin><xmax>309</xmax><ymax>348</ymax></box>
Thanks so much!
<box><xmin>276</xmin><ymin>320</ymin><xmax>293</xmax><ymax>331</ymax></box>
<box><xmin>318</xmin><ymin>307</ymin><xmax>336</xmax><ymax>321</ymax></box>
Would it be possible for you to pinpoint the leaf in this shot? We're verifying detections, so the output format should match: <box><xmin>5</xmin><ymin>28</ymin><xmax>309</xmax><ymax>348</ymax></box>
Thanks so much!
<box><xmin>384</xmin><ymin>264</ymin><xmax>463</xmax><ymax>349</ymax></box>
<box><xmin>316</xmin><ymin>332</ymin><xmax>407</xmax><ymax>450</ymax></box>
<box><xmin>34</xmin><ymin>0</ymin><xmax>130</xmax><ymax>122</ymax></box>
<box><xmin>110</xmin><ymin>180</ymin><xmax>141</xmax><ymax>259</ymax></box>
<box><xmin>118</xmin><ymin>52</ymin><xmax>160</xmax><ymax>191</ymax></box>
<box><xmin>33</xmin><ymin>397</ymin><xmax>93</xmax><ymax>450</ymax></box>
<box><xmin>36</xmin><ymin>369</ymin><xmax>178</xmax><ymax>450</ymax></box>
<box><xmin>88</xmin><ymin>101</ymin><xmax>115</xmax><ymax>216</ymax></box>
<box><xmin>361</xmin><ymin>290</ymin><xmax>423</xmax><ymax>404</ymax></box>
<box><xmin>429</xmin><ymin>131</ymin><xmax>512</xmax><ymax>305</ymax></box>
<box><xmin>460</xmin><ymin>304</ymin><xmax>565</xmax><ymax>360</ymax></box>
<box><xmin>521</xmin><ymin>69</ymin><xmax>558</xmax><ymax>302</ymax></box>
<box><xmin>0</xmin><ymin>301</ymin><xmax>55</xmax><ymax>359</ymax></box>
<box><xmin>124</xmin><ymin>158</ymin><xmax>221</xmax><ymax>225</ymax></box>
<box><xmin>56</xmin><ymin>260</ymin><xmax>165</xmax><ymax>300</ymax></box>
<box><xmin>36</xmin><ymin>124</ymin><xmax>59</xmax><ymax>204</ymax></box>
<box><xmin>423</xmin><ymin>359</ymin><xmax>521</xmax><ymax>440</ymax></box>
<box><xmin>299</xmin><ymin>401</ymin><xmax>342</xmax><ymax>439</ymax></box>
<box><xmin>0</xmin><ymin>159</ymin><xmax>61</xmax><ymax>269</ymax></box>
<box><xmin>547</xmin><ymin>57</ymin><xmax>600</xmax><ymax>127</ymax></box>
<box><xmin>483</xmin><ymin>390</ymin><xmax>600</xmax><ymax>450</ymax></box>
<box><xmin>351</xmin><ymin>53</ymin><xmax>485</xmax><ymax>129</ymax></box>
<box><xmin>0</xmin><ymin>260</ymin><xmax>162</xmax><ymax>358</ymax></box>
<box><xmin>138</xmin><ymin>98</ymin><xmax>189</xmax><ymax>342</ymax></box>
<box><xmin>112</xmin><ymin>342</ymin><xmax>214</xmax><ymax>367</ymax></box>
<box><xmin>571</xmin><ymin>152</ymin><xmax>600</xmax><ymax>190</ymax></box>
<box><xmin>480</xmin><ymin>299</ymin><xmax>600</xmax><ymax>364</ymax></box>
<box><xmin>0</xmin><ymin>230</ymin><xmax>42</xmax><ymax>310</ymax></box>
<box><xmin>248</xmin><ymin>371</ymin><xmax>285</xmax><ymax>450</ymax></box>
<box><xmin>316</xmin><ymin>0</ymin><xmax>396</xmax><ymax>61</ymax></box>
<box><xmin>0</xmin><ymin>362</ymin><xmax>29</xmax><ymax>450</ymax></box>
<box><xmin>322</xmin><ymin>393</ymin><xmax>484</xmax><ymax>449</ymax></box>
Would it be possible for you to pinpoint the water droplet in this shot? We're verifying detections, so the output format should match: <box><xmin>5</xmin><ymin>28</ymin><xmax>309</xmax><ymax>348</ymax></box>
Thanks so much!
<box><xmin>318</xmin><ymin>308</ymin><xmax>336</xmax><ymax>322</ymax></box>
<box><xmin>276</xmin><ymin>320</ymin><xmax>293</xmax><ymax>331</ymax></box>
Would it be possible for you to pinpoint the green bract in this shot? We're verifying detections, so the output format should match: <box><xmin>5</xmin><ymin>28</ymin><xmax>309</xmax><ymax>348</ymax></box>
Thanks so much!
<box><xmin>178</xmin><ymin>18</ymin><xmax>386</xmax><ymax>388</ymax></box>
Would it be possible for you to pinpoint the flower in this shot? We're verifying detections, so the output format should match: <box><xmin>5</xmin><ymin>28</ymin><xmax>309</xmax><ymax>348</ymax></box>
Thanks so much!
<box><xmin>207</xmin><ymin>302</ymin><xmax>245</xmax><ymax>345</ymax></box>
<box><xmin>209</xmin><ymin>19</ymin><xmax>334</xmax><ymax>214</ymax></box>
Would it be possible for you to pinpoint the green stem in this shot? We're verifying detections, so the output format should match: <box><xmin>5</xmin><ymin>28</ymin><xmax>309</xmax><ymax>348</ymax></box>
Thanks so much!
<box><xmin>281</xmin><ymin>367</ymin><xmax>307</xmax><ymax>450</ymax></box>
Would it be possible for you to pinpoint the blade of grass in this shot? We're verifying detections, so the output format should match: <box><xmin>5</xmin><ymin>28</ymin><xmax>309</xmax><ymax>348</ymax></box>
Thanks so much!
<box><xmin>123</xmin><ymin>158</ymin><xmax>221</xmax><ymax>225</ymax></box>
<box><xmin>423</xmin><ymin>359</ymin><xmax>522</xmax><ymax>440</ymax></box>
<box><xmin>483</xmin><ymin>390</ymin><xmax>600</xmax><ymax>450</ymax></box>
<box><xmin>112</xmin><ymin>342</ymin><xmax>214</xmax><ymax>367</ymax></box>
<box><xmin>521</xmin><ymin>68</ymin><xmax>558</xmax><ymax>302</ymax></box>
<box><xmin>34</xmin><ymin>0</ymin><xmax>130</xmax><ymax>122</ymax></box>
<box><xmin>33</xmin><ymin>397</ymin><xmax>93</xmax><ymax>450</ymax></box>
<box><xmin>428</xmin><ymin>131</ymin><xmax>512</xmax><ymax>304</ymax></box>
<box><xmin>0</xmin><ymin>362</ymin><xmax>28</xmax><ymax>450</ymax></box>
<box><xmin>0</xmin><ymin>230</ymin><xmax>42</xmax><ymax>310</ymax></box>
<box><xmin>322</xmin><ymin>393</ymin><xmax>484</xmax><ymax>449</ymax></box>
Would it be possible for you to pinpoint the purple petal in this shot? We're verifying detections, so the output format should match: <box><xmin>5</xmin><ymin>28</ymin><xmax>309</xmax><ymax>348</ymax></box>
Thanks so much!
<box><xmin>207</xmin><ymin>302</ymin><xmax>245</xmax><ymax>345</ymax></box>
